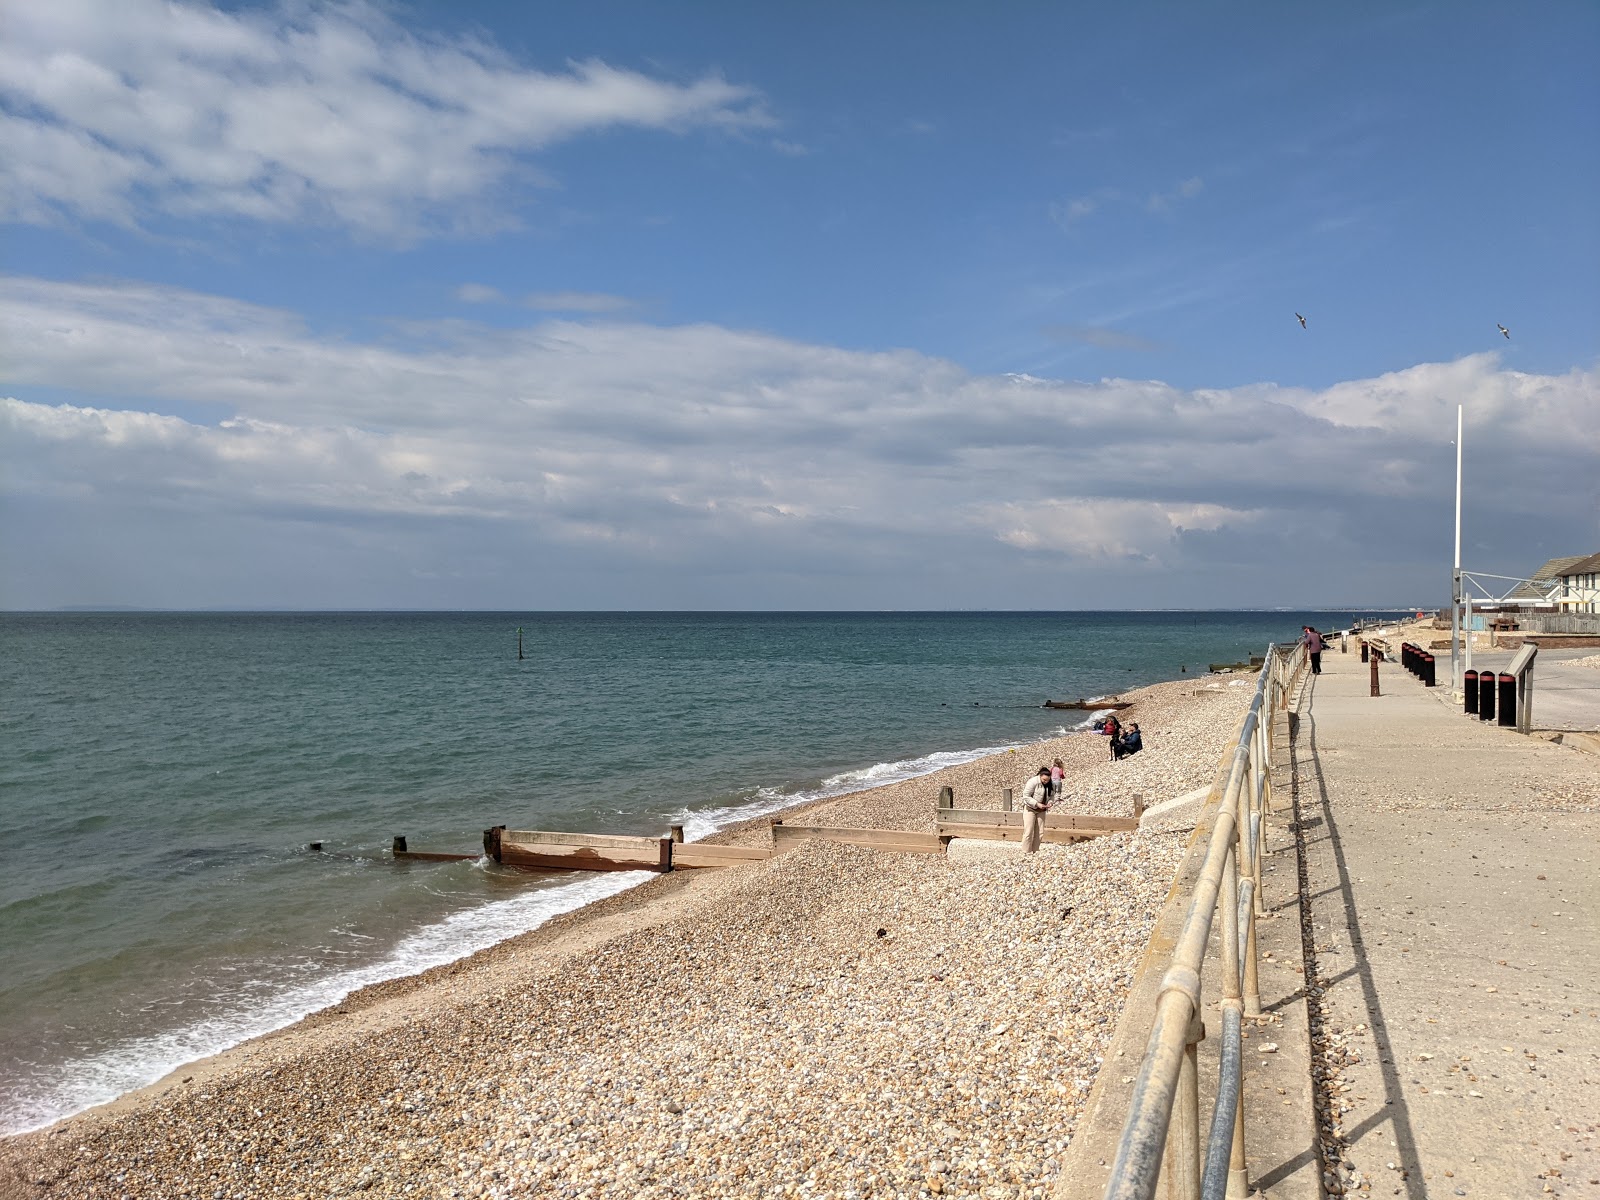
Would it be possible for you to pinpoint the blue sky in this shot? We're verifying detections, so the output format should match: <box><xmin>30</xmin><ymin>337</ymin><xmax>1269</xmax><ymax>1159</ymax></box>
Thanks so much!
<box><xmin>2</xmin><ymin>0</ymin><xmax>1596</xmax><ymax>609</ymax></box>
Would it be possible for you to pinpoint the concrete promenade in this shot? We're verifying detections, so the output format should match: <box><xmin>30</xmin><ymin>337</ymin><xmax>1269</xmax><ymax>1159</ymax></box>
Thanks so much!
<box><xmin>1292</xmin><ymin>645</ymin><xmax>1600</xmax><ymax>1197</ymax></box>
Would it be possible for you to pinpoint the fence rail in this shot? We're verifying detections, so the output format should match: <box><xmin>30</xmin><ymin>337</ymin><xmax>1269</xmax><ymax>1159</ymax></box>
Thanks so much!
<box><xmin>1514</xmin><ymin>612</ymin><xmax>1600</xmax><ymax>634</ymax></box>
<box><xmin>1101</xmin><ymin>642</ymin><xmax>1305</xmax><ymax>1200</ymax></box>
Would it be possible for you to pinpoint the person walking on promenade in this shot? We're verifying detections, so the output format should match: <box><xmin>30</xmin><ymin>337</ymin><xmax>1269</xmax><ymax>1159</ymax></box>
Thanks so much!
<box><xmin>1021</xmin><ymin>766</ymin><xmax>1054</xmax><ymax>854</ymax></box>
<box><xmin>1301</xmin><ymin>626</ymin><xmax>1326</xmax><ymax>675</ymax></box>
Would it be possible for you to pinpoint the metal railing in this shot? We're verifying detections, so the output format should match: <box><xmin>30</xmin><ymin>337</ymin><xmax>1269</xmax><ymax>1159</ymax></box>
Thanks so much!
<box><xmin>1101</xmin><ymin>642</ymin><xmax>1306</xmax><ymax>1200</ymax></box>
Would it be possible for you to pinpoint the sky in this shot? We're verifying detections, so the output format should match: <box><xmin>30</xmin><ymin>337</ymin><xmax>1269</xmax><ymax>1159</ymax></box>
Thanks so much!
<box><xmin>2</xmin><ymin>0</ymin><xmax>1596</xmax><ymax>611</ymax></box>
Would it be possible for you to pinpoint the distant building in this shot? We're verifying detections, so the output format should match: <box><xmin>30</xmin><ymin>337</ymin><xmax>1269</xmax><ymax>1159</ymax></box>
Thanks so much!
<box><xmin>1554</xmin><ymin>552</ymin><xmax>1600</xmax><ymax>613</ymax></box>
<box><xmin>1506</xmin><ymin>555</ymin><xmax>1588</xmax><ymax>606</ymax></box>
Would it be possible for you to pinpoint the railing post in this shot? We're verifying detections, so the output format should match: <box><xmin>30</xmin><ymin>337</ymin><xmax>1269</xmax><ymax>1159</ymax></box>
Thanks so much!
<box><xmin>1160</xmin><ymin>1009</ymin><xmax>1204</xmax><ymax>1200</ymax></box>
<box><xmin>1216</xmin><ymin>844</ymin><xmax>1241</xmax><ymax>1200</ymax></box>
<box><xmin>1228</xmin><ymin>1049</ymin><xmax>1249</xmax><ymax>1200</ymax></box>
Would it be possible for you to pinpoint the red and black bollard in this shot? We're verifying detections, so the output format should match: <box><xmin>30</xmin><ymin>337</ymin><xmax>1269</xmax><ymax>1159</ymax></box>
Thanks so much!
<box><xmin>1463</xmin><ymin>669</ymin><xmax>1478</xmax><ymax>713</ymax></box>
<box><xmin>1422</xmin><ymin>652</ymin><xmax>1436</xmax><ymax>687</ymax></box>
<box><xmin>1477</xmin><ymin>671</ymin><xmax>1497</xmax><ymax>721</ymax></box>
<box><xmin>1497</xmin><ymin>673</ymin><xmax>1517</xmax><ymax>727</ymax></box>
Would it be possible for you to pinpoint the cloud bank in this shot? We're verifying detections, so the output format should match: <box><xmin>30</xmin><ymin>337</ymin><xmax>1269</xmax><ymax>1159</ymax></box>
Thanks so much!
<box><xmin>2</xmin><ymin>276</ymin><xmax>1594</xmax><ymax>610</ymax></box>
<box><xmin>0</xmin><ymin>0</ymin><xmax>770</xmax><ymax>238</ymax></box>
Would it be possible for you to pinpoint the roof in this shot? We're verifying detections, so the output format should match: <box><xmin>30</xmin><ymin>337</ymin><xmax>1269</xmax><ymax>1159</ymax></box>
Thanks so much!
<box><xmin>1557</xmin><ymin>551</ymin><xmax>1600</xmax><ymax>577</ymax></box>
<box><xmin>1508</xmin><ymin>554</ymin><xmax>1592</xmax><ymax>599</ymax></box>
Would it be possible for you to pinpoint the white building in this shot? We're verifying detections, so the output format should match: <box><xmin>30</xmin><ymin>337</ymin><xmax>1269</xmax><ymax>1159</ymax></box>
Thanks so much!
<box><xmin>1555</xmin><ymin>552</ymin><xmax>1600</xmax><ymax>613</ymax></box>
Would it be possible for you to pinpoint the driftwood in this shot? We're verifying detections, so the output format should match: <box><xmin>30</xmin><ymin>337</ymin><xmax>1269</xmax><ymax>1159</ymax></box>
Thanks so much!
<box><xmin>1043</xmin><ymin>699</ymin><xmax>1132</xmax><ymax>710</ymax></box>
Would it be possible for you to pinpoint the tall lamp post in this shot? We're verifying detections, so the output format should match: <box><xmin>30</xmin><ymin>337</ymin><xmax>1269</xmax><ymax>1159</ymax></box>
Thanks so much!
<box><xmin>1450</xmin><ymin>404</ymin><xmax>1463</xmax><ymax>693</ymax></box>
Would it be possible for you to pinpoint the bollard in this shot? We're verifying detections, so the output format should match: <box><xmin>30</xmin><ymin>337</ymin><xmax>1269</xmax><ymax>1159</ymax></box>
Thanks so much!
<box><xmin>1497</xmin><ymin>673</ymin><xmax>1517</xmax><ymax>727</ymax></box>
<box><xmin>1360</xmin><ymin>640</ymin><xmax>1369</xmax><ymax>662</ymax></box>
<box><xmin>1477</xmin><ymin>670</ymin><xmax>1496</xmax><ymax>721</ymax></box>
<box><xmin>1463</xmin><ymin>669</ymin><xmax>1478</xmax><ymax>714</ymax></box>
<box><xmin>1369</xmin><ymin>651</ymin><xmax>1380</xmax><ymax>697</ymax></box>
<box><xmin>1423</xmin><ymin>652</ymin><xmax>1436</xmax><ymax>687</ymax></box>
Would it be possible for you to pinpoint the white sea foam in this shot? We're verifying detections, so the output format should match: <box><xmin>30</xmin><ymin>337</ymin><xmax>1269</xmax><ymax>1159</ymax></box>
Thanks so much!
<box><xmin>0</xmin><ymin>869</ymin><xmax>653</xmax><ymax>1136</ymax></box>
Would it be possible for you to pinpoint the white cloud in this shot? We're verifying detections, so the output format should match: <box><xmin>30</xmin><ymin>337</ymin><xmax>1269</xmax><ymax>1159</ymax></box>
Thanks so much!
<box><xmin>984</xmin><ymin>499</ymin><xmax>1263</xmax><ymax>559</ymax></box>
<box><xmin>1146</xmin><ymin>175</ymin><xmax>1205</xmax><ymax>213</ymax></box>
<box><xmin>0</xmin><ymin>0</ymin><xmax>772</xmax><ymax>238</ymax></box>
<box><xmin>455</xmin><ymin>284</ymin><xmax>505</xmax><ymax>304</ymax></box>
<box><xmin>1</xmin><ymin>274</ymin><xmax>1595</xmax><ymax>608</ymax></box>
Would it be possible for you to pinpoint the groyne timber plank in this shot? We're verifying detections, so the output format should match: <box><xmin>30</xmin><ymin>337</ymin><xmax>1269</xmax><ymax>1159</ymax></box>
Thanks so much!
<box><xmin>936</xmin><ymin>822</ymin><xmax>1105</xmax><ymax>844</ymax></box>
<box><xmin>499</xmin><ymin>834</ymin><xmax>671</xmax><ymax>872</ymax></box>
<box><xmin>770</xmin><ymin>824</ymin><xmax>943</xmax><ymax>855</ymax></box>
<box><xmin>941</xmin><ymin>808</ymin><xmax>1136</xmax><ymax>832</ymax></box>
<box><xmin>502</xmin><ymin>830</ymin><xmax>666</xmax><ymax>850</ymax></box>
<box><xmin>669</xmin><ymin>844</ymin><xmax>774</xmax><ymax>869</ymax></box>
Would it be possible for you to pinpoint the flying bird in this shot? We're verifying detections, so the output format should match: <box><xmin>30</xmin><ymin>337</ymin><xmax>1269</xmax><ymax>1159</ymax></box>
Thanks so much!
<box><xmin>1498</xmin><ymin>323</ymin><xmax>1510</xmax><ymax>339</ymax></box>
<box><xmin>1296</xmin><ymin>312</ymin><xmax>1307</xmax><ymax>329</ymax></box>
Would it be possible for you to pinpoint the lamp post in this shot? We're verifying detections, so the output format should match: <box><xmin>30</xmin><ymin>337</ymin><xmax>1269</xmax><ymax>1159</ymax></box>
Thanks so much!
<box><xmin>1450</xmin><ymin>404</ymin><xmax>1463</xmax><ymax>694</ymax></box>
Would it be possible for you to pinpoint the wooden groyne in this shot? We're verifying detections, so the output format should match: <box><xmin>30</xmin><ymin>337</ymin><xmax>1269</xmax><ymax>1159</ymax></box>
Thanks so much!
<box><xmin>387</xmin><ymin>784</ymin><xmax>1143</xmax><ymax>875</ymax></box>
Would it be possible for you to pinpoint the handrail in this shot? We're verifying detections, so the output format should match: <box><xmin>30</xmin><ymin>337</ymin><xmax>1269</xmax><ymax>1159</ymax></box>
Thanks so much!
<box><xmin>1101</xmin><ymin>642</ymin><xmax>1306</xmax><ymax>1200</ymax></box>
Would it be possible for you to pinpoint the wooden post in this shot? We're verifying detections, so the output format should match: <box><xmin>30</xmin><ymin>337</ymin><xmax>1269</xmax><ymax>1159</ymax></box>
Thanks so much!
<box><xmin>669</xmin><ymin>824</ymin><xmax>684</xmax><ymax>843</ymax></box>
<box><xmin>483</xmin><ymin>825</ymin><xmax>504</xmax><ymax>863</ymax></box>
<box><xmin>516</xmin><ymin>627</ymin><xmax>524</xmax><ymax>661</ymax></box>
<box><xmin>392</xmin><ymin>835</ymin><xmax>407</xmax><ymax>854</ymax></box>
<box><xmin>1132</xmin><ymin>793</ymin><xmax>1145</xmax><ymax>821</ymax></box>
<box><xmin>1001</xmin><ymin>788</ymin><xmax>1013</xmax><ymax>812</ymax></box>
<box><xmin>938</xmin><ymin>785</ymin><xmax>954</xmax><ymax>810</ymax></box>
<box><xmin>308</xmin><ymin>841</ymin><xmax>322</xmax><ymax>852</ymax></box>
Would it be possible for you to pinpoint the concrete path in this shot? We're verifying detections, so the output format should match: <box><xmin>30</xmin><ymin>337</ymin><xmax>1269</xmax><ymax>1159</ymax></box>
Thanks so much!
<box><xmin>1292</xmin><ymin>644</ymin><xmax>1600</xmax><ymax>1198</ymax></box>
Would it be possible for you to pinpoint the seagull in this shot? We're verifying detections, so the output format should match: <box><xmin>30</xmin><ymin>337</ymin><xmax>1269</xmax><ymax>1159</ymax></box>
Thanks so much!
<box><xmin>1497</xmin><ymin>323</ymin><xmax>1510</xmax><ymax>339</ymax></box>
<box><xmin>1296</xmin><ymin>312</ymin><xmax>1307</xmax><ymax>329</ymax></box>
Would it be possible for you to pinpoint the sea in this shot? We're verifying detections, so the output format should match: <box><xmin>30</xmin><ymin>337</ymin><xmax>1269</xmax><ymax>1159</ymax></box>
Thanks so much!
<box><xmin>0</xmin><ymin>609</ymin><xmax>1402</xmax><ymax>1135</ymax></box>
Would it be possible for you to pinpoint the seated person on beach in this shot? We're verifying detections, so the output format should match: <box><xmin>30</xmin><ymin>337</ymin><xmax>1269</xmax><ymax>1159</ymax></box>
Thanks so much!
<box><xmin>1101</xmin><ymin>714</ymin><xmax>1121</xmax><ymax>759</ymax></box>
<box><xmin>1113</xmin><ymin>723</ymin><xmax>1143</xmax><ymax>760</ymax></box>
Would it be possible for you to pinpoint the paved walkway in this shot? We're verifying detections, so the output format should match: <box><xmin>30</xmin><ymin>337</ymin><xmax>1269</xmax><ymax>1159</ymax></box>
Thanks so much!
<box><xmin>1292</xmin><ymin>645</ymin><xmax>1600</xmax><ymax>1198</ymax></box>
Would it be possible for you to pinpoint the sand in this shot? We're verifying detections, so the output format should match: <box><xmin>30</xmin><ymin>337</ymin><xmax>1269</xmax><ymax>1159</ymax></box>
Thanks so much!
<box><xmin>0</xmin><ymin>672</ymin><xmax>1258</xmax><ymax>1200</ymax></box>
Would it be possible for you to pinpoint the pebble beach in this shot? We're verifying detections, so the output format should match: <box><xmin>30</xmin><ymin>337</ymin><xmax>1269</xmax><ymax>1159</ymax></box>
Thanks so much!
<box><xmin>0</xmin><ymin>674</ymin><xmax>1256</xmax><ymax>1200</ymax></box>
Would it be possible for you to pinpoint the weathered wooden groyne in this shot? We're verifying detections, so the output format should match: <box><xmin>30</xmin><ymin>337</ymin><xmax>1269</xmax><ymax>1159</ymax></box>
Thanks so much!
<box><xmin>386</xmin><ymin>785</ymin><xmax>1143</xmax><ymax>875</ymax></box>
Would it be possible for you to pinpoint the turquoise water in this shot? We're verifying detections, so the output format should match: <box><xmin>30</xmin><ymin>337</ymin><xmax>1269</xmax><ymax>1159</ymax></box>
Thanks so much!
<box><xmin>0</xmin><ymin>610</ymin><xmax>1391</xmax><ymax>1133</ymax></box>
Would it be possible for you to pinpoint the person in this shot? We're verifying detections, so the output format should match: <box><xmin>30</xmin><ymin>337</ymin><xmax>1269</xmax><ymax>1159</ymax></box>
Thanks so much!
<box><xmin>1050</xmin><ymin>757</ymin><xmax>1065</xmax><ymax>795</ymax></box>
<box><xmin>1020</xmin><ymin>766</ymin><xmax>1053</xmax><ymax>854</ymax></box>
<box><xmin>1114</xmin><ymin>722</ymin><xmax>1143</xmax><ymax>760</ymax></box>
<box><xmin>1101</xmin><ymin>713</ymin><xmax>1122</xmax><ymax>760</ymax></box>
<box><xmin>1301</xmin><ymin>626</ymin><xmax>1326</xmax><ymax>675</ymax></box>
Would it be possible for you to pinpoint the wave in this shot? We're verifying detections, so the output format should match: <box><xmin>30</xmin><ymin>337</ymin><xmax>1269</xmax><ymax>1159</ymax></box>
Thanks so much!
<box><xmin>0</xmin><ymin>869</ymin><xmax>653</xmax><ymax>1137</ymax></box>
